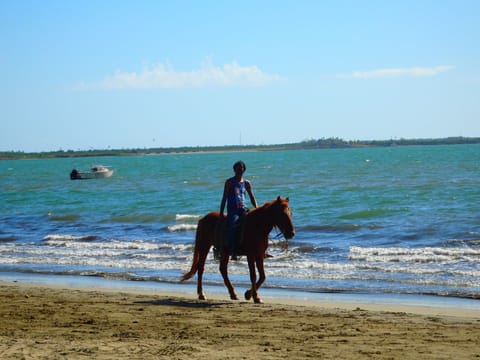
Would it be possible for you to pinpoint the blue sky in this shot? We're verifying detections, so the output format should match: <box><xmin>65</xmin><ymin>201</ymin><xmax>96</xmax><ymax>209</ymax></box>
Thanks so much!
<box><xmin>1</xmin><ymin>1</ymin><xmax>479</xmax><ymax>152</ymax></box>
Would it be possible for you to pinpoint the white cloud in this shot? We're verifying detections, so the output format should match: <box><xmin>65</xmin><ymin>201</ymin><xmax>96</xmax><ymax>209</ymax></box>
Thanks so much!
<box><xmin>346</xmin><ymin>65</ymin><xmax>454</xmax><ymax>79</ymax></box>
<box><xmin>78</xmin><ymin>59</ymin><xmax>284</xmax><ymax>90</ymax></box>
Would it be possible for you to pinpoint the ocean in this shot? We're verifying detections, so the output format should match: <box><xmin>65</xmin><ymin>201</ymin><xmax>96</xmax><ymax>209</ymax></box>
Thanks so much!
<box><xmin>1</xmin><ymin>144</ymin><xmax>479</xmax><ymax>300</ymax></box>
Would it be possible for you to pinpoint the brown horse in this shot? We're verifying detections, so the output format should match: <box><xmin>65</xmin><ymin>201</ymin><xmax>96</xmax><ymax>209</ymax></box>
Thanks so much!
<box><xmin>181</xmin><ymin>196</ymin><xmax>295</xmax><ymax>303</ymax></box>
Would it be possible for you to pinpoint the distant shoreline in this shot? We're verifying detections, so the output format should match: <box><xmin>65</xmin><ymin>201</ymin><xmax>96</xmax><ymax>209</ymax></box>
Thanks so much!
<box><xmin>1</xmin><ymin>136</ymin><xmax>479</xmax><ymax>160</ymax></box>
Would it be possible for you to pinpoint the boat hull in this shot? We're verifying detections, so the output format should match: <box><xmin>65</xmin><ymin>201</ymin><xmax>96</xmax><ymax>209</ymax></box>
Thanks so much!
<box><xmin>70</xmin><ymin>167</ymin><xmax>114</xmax><ymax>180</ymax></box>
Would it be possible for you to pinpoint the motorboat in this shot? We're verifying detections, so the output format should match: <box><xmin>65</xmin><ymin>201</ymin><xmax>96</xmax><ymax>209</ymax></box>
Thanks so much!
<box><xmin>70</xmin><ymin>165</ymin><xmax>114</xmax><ymax>180</ymax></box>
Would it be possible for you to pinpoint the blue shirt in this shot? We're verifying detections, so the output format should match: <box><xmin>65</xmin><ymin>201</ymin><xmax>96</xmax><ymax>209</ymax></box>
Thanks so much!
<box><xmin>226</xmin><ymin>177</ymin><xmax>248</xmax><ymax>216</ymax></box>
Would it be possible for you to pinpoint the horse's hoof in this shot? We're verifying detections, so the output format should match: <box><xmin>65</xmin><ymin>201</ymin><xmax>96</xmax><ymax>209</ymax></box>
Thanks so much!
<box><xmin>244</xmin><ymin>290</ymin><xmax>252</xmax><ymax>301</ymax></box>
<box><xmin>230</xmin><ymin>294</ymin><xmax>239</xmax><ymax>300</ymax></box>
<box><xmin>198</xmin><ymin>293</ymin><xmax>207</xmax><ymax>301</ymax></box>
<box><xmin>254</xmin><ymin>297</ymin><xmax>264</xmax><ymax>304</ymax></box>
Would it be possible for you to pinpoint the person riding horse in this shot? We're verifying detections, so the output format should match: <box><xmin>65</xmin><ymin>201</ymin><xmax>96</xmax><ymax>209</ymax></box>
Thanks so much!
<box><xmin>182</xmin><ymin>160</ymin><xmax>294</xmax><ymax>303</ymax></box>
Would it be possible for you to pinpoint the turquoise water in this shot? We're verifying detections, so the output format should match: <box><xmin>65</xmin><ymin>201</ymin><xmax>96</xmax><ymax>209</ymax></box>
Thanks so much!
<box><xmin>1</xmin><ymin>145</ymin><xmax>480</xmax><ymax>298</ymax></box>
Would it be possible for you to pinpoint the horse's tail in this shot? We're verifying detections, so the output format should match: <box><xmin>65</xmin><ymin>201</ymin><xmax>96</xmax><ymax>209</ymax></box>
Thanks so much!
<box><xmin>180</xmin><ymin>213</ymin><xmax>216</xmax><ymax>282</ymax></box>
<box><xmin>180</xmin><ymin>226</ymin><xmax>202</xmax><ymax>282</ymax></box>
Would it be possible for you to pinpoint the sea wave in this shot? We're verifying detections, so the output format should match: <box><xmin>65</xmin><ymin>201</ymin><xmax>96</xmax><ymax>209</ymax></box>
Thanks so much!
<box><xmin>175</xmin><ymin>214</ymin><xmax>201</xmax><ymax>221</ymax></box>
<box><xmin>42</xmin><ymin>235</ymin><xmax>191</xmax><ymax>252</ymax></box>
<box><xmin>167</xmin><ymin>224</ymin><xmax>197</xmax><ymax>232</ymax></box>
<box><xmin>164</xmin><ymin>214</ymin><xmax>201</xmax><ymax>232</ymax></box>
<box><xmin>43</xmin><ymin>234</ymin><xmax>99</xmax><ymax>242</ymax></box>
<box><xmin>105</xmin><ymin>214</ymin><xmax>161</xmax><ymax>223</ymax></box>
<box><xmin>0</xmin><ymin>236</ymin><xmax>16</xmax><ymax>243</ymax></box>
<box><xmin>299</xmin><ymin>223</ymin><xmax>384</xmax><ymax>234</ymax></box>
<box><xmin>47</xmin><ymin>213</ymin><xmax>81</xmax><ymax>222</ymax></box>
<box><xmin>349</xmin><ymin>246</ymin><xmax>480</xmax><ymax>263</ymax></box>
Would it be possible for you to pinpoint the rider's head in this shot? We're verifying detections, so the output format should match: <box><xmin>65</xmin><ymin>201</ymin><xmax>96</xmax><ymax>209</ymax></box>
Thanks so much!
<box><xmin>233</xmin><ymin>161</ymin><xmax>246</xmax><ymax>174</ymax></box>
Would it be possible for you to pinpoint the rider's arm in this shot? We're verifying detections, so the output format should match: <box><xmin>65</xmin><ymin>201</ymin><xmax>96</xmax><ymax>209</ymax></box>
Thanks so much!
<box><xmin>246</xmin><ymin>180</ymin><xmax>257</xmax><ymax>208</ymax></box>
<box><xmin>219</xmin><ymin>180</ymin><xmax>231</xmax><ymax>215</ymax></box>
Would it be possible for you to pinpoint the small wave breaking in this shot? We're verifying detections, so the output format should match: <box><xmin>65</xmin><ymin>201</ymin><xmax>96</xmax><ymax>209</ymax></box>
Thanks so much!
<box><xmin>349</xmin><ymin>246</ymin><xmax>480</xmax><ymax>263</ymax></box>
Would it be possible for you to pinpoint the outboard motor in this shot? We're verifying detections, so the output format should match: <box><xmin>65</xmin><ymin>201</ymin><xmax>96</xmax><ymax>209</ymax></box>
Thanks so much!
<box><xmin>70</xmin><ymin>169</ymin><xmax>79</xmax><ymax>180</ymax></box>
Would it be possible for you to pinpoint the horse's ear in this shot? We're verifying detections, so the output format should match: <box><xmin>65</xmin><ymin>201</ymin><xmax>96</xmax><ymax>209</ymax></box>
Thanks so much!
<box><xmin>286</xmin><ymin>197</ymin><xmax>289</xmax><ymax>202</ymax></box>
<box><xmin>277</xmin><ymin>196</ymin><xmax>281</xmax><ymax>202</ymax></box>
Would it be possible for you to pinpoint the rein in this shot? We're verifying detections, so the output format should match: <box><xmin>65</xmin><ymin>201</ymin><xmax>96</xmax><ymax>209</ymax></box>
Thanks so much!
<box><xmin>270</xmin><ymin>227</ymin><xmax>289</xmax><ymax>251</ymax></box>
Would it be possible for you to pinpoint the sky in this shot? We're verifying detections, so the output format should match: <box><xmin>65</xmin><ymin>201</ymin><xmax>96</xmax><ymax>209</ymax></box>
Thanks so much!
<box><xmin>1</xmin><ymin>0</ymin><xmax>479</xmax><ymax>152</ymax></box>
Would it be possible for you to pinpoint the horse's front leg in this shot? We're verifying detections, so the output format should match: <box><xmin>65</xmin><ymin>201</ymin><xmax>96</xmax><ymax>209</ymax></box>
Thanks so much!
<box><xmin>245</xmin><ymin>255</ymin><xmax>263</xmax><ymax>304</ymax></box>
<box><xmin>255</xmin><ymin>256</ymin><xmax>266</xmax><ymax>291</ymax></box>
<box><xmin>219</xmin><ymin>253</ymin><xmax>238</xmax><ymax>300</ymax></box>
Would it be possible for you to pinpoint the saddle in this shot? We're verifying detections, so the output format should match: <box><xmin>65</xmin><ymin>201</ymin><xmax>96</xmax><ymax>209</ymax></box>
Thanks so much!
<box><xmin>213</xmin><ymin>213</ymin><xmax>247</xmax><ymax>260</ymax></box>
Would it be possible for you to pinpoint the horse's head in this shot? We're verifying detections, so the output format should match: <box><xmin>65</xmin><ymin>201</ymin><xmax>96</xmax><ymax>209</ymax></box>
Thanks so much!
<box><xmin>272</xmin><ymin>196</ymin><xmax>295</xmax><ymax>239</ymax></box>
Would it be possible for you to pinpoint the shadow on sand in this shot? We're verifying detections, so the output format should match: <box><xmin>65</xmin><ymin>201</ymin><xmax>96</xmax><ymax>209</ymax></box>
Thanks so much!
<box><xmin>135</xmin><ymin>297</ymin><xmax>235</xmax><ymax>309</ymax></box>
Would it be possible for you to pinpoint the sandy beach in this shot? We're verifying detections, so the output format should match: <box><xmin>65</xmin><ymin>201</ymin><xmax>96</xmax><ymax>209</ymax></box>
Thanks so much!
<box><xmin>1</xmin><ymin>281</ymin><xmax>479</xmax><ymax>359</ymax></box>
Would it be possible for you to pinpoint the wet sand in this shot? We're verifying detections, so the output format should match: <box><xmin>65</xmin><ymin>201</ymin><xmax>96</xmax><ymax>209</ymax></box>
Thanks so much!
<box><xmin>1</xmin><ymin>281</ymin><xmax>480</xmax><ymax>359</ymax></box>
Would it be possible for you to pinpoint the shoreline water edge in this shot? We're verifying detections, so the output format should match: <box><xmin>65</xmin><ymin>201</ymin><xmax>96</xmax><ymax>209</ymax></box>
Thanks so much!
<box><xmin>2</xmin><ymin>272</ymin><xmax>480</xmax><ymax>316</ymax></box>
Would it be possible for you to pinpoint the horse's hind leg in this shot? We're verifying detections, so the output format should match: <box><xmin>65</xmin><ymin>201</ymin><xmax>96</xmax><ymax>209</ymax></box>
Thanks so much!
<box><xmin>219</xmin><ymin>254</ymin><xmax>238</xmax><ymax>300</ymax></box>
<box><xmin>197</xmin><ymin>250</ymin><xmax>209</xmax><ymax>300</ymax></box>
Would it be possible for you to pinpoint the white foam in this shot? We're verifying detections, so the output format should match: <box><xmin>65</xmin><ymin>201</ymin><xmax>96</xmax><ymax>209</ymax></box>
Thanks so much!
<box><xmin>43</xmin><ymin>234</ymin><xmax>97</xmax><ymax>242</ymax></box>
<box><xmin>167</xmin><ymin>224</ymin><xmax>197</xmax><ymax>232</ymax></box>
<box><xmin>349</xmin><ymin>246</ymin><xmax>480</xmax><ymax>263</ymax></box>
<box><xmin>175</xmin><ymin>214</ymin><xmax>201</xmax><ymax>221</ymax></box>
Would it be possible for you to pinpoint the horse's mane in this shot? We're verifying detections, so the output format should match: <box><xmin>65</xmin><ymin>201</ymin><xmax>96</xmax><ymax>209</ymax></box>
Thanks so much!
<box><xmin>248</xmin><ymin>198</ymin><xmax>276</xmax><ymax>215</ymax></box>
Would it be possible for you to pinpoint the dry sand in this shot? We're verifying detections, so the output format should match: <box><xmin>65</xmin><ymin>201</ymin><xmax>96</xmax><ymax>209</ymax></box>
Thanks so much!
<box><xmin>1</xmin><ymin>281</ymin><xmax>480</xmax><ymax>360</ymax></box>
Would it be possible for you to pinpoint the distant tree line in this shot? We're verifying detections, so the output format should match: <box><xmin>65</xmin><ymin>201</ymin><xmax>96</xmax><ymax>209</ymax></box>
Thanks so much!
<box><xmin>297</xmin><ymin>136</ymin><xmax>480</xmax><ymax>149</ymax></box>
<box><xmin>1</xmin><ymin>136</ymin><xmax>479</xmax><ymax>160</ymax></box>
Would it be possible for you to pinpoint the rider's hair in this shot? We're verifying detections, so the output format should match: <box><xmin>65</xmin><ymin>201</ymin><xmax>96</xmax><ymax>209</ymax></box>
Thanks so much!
<box><xmin>233</xmin><ymin>161</ymin><xmax>246</xmax><ymax>171</ymax></box>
